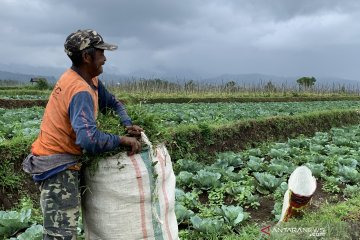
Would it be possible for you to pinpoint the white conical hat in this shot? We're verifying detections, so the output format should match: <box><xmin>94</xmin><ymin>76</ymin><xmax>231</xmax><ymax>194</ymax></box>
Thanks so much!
<box><xmin>278</xmin><ymin>166</ymin><xmax>317</xmax><ymax>223</ymax></box>
<box><xmin>288</xmin><ymin>166</ymin><xmax>316</xmax><ymax>196</ymax></box>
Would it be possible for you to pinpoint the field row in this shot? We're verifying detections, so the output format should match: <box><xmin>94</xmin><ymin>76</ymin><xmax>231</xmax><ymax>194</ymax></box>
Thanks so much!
<box><xmin>0</xmin><ymin>89</ymin><xmax>50</xmax><ymax>99</ymax></box>
<box><xmin>143</xmin><ymin>100</ymin><xmax>360</xmax><ymax>126</ymax></box>
<box><xmin>2</xmin><ymin>100</ymin><xmax>360</xmax><ymax>143</ymax></box>
<box><xmin>0</xmin><ymin>107</ymin><xmax>43</xmax><ymax>143</ymax></box>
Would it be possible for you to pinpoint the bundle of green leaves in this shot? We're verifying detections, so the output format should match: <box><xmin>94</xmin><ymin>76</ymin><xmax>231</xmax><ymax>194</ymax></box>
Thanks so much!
<box><xmin>83</xmin><ymin>104</ymin><xmax>167</xmax><ymax>171</ymax></box>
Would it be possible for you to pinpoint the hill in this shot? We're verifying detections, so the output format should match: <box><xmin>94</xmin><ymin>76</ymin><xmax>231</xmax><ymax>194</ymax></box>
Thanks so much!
<box><xmin>0</xmin><ymin>70</ymin><xmax>56</xmax><ymax>84</ymax></box>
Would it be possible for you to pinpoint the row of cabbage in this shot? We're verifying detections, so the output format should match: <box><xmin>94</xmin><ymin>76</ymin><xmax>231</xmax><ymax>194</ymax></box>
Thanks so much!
<box><xmin>0</xmin><ymin>107</ymin><xmax>43</xmax><ymax>144</ymax></box>
<box><xmin>142</xmin><ymin>100</ymin><xmax>360</xmax><ymax>126</ymax></box>
<box><xmin>174</xmin><ymin>124</ymin><xmax>360</xmax><ymax>237</ymax></box>
<box><xmin>2</xmin><ymin>100</ymin><xmax>360</xmax><ymax>143</ymax></box>
<box><xmin>3</xmin><ymin>124</ymin><xmax>359</xmax><ymax>239</ymax></box>
<box><xmin>0</xmin><ymin>95</ymin><xmax>47</xmax><ymax>100</ymax></box>
<box><xmin>0</xmin><ymin>89</ymin><xmax>50</xmax><ymax>100</ymax></box>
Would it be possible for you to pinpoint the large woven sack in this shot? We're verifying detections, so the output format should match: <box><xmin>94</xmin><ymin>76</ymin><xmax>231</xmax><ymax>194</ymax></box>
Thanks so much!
<box><xmin>83</xmin><ymin>133</ymin><xmax>178</xmax><ymax>240</ymax></box>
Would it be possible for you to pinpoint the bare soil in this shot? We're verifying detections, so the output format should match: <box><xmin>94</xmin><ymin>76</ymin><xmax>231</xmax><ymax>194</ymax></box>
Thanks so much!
<box><xmin>0</xmin><ymin>99</ymin><xmax>47</xmax><ymax>108</ymax></box>
<box><xmin>247</xmin><ymin>195</ymin><xmax>275</xmax><ymax>223</ymax></box>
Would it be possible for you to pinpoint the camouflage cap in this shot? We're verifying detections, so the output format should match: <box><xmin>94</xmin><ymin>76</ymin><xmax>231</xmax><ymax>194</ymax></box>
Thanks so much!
<box><xmin>64</xmin><ymin>29</ymin><xmax>118</xmax><ymax>56</ymax></box>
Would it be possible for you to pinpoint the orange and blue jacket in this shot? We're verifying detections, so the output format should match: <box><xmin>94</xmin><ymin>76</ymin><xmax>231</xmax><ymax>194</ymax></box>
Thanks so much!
<box><xmin>31</xmin><ymin>69</ymin><xmax>132</xmax><ymax>156</ymax></box>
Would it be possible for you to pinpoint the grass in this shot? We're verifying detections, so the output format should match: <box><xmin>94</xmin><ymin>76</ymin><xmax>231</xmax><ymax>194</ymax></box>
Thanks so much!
<box><xmin>0</xmin><ymin>160</ymin><xmax>22</xmax><ymax>190</ymax></box>
<box><xmin>267</xmin><ymin>194</ymin><xmax>360</xmax><ymax>240</ymax></box>
<box><xmin>0</xmin><ymin>89</ymin><xmax>51</xmax><ymax>96</ymax></box>
<box><xmin>97</xmin><ymin>79</ymin><xmax>360</xmax><ymax>103</ymax></box>
<box><xmin>167</xmin><ymin>109</ymin><xmax>360</xmax><ymax>161</ymax></box>
<box><xmin>2</xmin><ymin>84</ymin><xmax>360</xmax><ymax>105</ymax></box>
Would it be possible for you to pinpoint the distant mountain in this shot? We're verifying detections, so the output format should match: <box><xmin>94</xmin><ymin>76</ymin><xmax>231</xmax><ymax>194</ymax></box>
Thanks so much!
<box><xmin>0</xmin><ymin>70</ymin><xmax>56</xmax><ymax>83</ymax></box>
<box><xmin>1</xmin><ymin>66</ymin><xmax>359</xmax><ymax>88</ymax></box>
<box><xmin>0</xmin><ymin>63</ymin><xmax>64</xmax><ymax>79</ymax></box>
<box><xmin>98</xmin><ymin>73</ymin><xmax>134</xmax><ymax>83</ymax></box>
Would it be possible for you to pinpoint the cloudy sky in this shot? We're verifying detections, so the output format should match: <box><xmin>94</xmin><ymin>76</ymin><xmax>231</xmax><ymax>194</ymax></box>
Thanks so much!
<box><xmin>1</xmin><ymin>0</ymin><xmax>360</xmax><ymax>80</ymax></box>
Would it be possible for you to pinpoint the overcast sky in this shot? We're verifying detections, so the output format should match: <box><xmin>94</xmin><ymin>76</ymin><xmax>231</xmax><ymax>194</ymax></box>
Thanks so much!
<box><xmin>1</xmin><ymin>0</ymin><xmax>360</xmax><ymax>80</ymax></box>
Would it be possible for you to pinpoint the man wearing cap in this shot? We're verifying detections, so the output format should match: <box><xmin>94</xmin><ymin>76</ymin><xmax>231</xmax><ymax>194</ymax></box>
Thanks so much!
<box><xmin>23</xmin><ymin>29</ymin><xmax>142</xmax><ymax>239</ymax></box>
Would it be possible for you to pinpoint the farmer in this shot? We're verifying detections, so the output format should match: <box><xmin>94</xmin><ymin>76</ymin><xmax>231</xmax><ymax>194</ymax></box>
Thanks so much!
<box><xmin>22</xmin><ymin>29</ymin><xmax>142</xmax><ymax>239</ymax></box>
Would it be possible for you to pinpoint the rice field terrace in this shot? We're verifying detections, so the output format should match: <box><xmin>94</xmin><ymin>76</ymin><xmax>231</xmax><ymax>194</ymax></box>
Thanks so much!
<box><xmin>1</xmin><ymin>85</ymin><xmax>360</xmax><ymax>239</ymax></box>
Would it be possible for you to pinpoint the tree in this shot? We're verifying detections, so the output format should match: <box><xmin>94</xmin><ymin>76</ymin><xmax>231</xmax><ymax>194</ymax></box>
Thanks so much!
<box><xmin>184</xmin><ymin>80</ymin><xmax>196</xmax><ymax>92</ymax></box>
<box><xmin>35</xmin><ymin>78</ymin><xmax>49</xmax><ymax>90</ymax></box>
<box><xmin>264</xmin><ymin>81</ymin><xmax>276</xmax><ymax>92</ymax></box>
<box><xmin>224</xmin><ymin>81</ymin><xmax>237</xmax><ymax>92</ymax></box>
<box><xmin>296</xmin><ymin>76</ymin><xmax>316</xmax><ymax>88</ymax></box>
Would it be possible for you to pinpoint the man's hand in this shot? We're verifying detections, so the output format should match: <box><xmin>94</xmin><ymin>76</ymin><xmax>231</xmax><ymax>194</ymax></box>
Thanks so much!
<box><xmin>119</xmin><ymin>136</ymin><xmax>142</xmax><ymax>155</ymax></box>
<box><xmin>125</xmin><ymin>125</ymin><xmax>143</xmax><ymax>137</ymax></box>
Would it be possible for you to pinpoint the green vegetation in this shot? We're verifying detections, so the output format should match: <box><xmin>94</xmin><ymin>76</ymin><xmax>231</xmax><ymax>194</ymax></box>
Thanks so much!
<box><xmin>0</xmin><ymin>137</ymin><xmax>34</xmax><ymax>209</ymax></box>
<box><xmin>2</xmin><ymin>106</ymin><xmax>360</xmax><ymax>205</ymax></box>
<box><xmin>2</xmin><ymin>83</ymin><xmax>360</xmax><ymax>104</ymax></box>
<box><xmin>296</xmin><ymin>76</ymin><xmax>317</xmax><ymax>89</ymax></box>
<box><xmin>0</xmin><ymin>197</ymin><xmax>43</xmax><ymax>240</ymax></box>
<box><xmin>0</xmin><ymin>160</ymin><xmax>22</xmax><ymax>190</ymax></box>
<box><xmin>168</xmin><ymin>109</ymin><xmax>360</xmax><ymax>161</ymax></box>
<box><xmin>0</xmin><ymin>107</ymin><xmax>43</xmax><ymax>143</ymax></box>
<box><xmin>33</xmin><ymin>78</ymin><xmax>49</xmax><ymax>90</ymax></box>
<box><xmin>108</xmin><ymin>77</ymin><xmax>359</xmax><ymax>97</ymax></box>
<box><xmin>142</xmin><ymin>101</ymin><xmax>360</xmax><ymax>126</ymax></box>
<box><xmin>174</xmin><ymin>124</ymin><xmax>360</xmax><ymax>238</ymax></box>
<box><xmin>1</xmin><ymin>85</ymin><xmax>360</xmax><ymax>239</ymax></box>
<box><xmin>268</xmin><ymin>194</ymin><xmax>360</xmax><ymax>240</ymax></box>
<box><xmin>2</xmin><ymin>100</ymin><xmax>360</xmax><ymax>144</ymax></box>
<box><xmin>0</xmin><ymin>89</ymin><xmax>49</xmax><ymax>99</ymax></box>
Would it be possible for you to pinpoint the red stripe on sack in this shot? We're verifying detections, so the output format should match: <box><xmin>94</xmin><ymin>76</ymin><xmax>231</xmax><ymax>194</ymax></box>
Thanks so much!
<box><xmin>130</xmin><ymin>155</ymin><xmax>148</xmax><ymax>239</ymax></box>
<box><xmin>157</xmin><ymin>150</ymin><xmax>173</xmax><ymax>240</ymax></box>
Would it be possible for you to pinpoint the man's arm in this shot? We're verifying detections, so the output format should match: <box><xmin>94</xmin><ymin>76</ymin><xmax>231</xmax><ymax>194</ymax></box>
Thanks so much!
<box><xmin>98</xmin><ymin>80</ymin><xmax>132</xmax><ymax>126</ymax></box>
<box><xmin>69</xmin><ymin>91</ymin><xmax>141</xmax><ymax>154</ymax></box>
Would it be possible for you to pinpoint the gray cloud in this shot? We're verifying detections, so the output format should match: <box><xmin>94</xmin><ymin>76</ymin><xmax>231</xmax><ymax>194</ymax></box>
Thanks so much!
<box><xmin>0</xmin><ymin>0</ymin><xmax>360</xmax><ymax>80</ymax></box>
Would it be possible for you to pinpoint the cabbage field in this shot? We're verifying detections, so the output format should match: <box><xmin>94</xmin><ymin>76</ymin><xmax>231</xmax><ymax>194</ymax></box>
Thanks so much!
<box><xmin>0</xmin><ymin>107</ymin><xmax>43</xmax><ymax>144</ymax></box>
<box><xmin>1</xmin><ymin>94</ymin><xmax>360</xmax><ymax>239</ymax></box>
<box><xmin>175</xmin><ymin>125</ymin><xmax>360</xmax><ymax>238</ymax></box>
<box><xmin>143</xmin><ymin>100</ymin><xmax>360</xmax><ymax>126</ymax></box>
<box><xmin>2</xmin><ymin>100</ymin><xmax>360</xmax><ymax>143</ymax></box>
